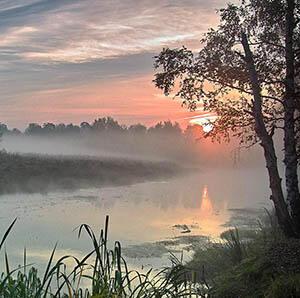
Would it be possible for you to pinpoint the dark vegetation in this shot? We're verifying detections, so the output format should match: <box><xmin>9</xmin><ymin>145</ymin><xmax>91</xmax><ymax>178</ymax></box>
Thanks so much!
<box><xmin>0</xmin><ymin>151</ymin><xmax>181</xmax><ymax>195</ymax></box>
<box><xmin>0</xmin><ymin>117</ymin><xmax>195</xmax><ymax>138</ymax></box>
<box><xmin>186</xmin><ymin>211</ymin><xmax>300</xmax><ymax>297</ymax></box>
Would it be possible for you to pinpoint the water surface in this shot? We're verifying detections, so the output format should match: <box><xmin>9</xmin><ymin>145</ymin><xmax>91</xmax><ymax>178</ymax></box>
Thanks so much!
<box><xmin>0</xmin><ymin>167</ymin><xmax>270</xmax><ymax>270</ymax></box>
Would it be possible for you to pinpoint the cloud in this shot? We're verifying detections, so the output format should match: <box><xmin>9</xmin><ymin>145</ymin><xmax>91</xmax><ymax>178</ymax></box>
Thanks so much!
<box><xmin>0</xmin><ymin>26</ymin><xmax>38</xmax><ymax>47</ymax></box>
<box><xmin>23</xmin><ymin>33</ymin><xmax>195</xmax><ymax>63</ymax></box>
<box><xmin>0</xmin><ymin>0</ymin><xmax>230</xmax><ymax>128</ymax></box>
<box><xmin>0</xmin><ymin>0</ymin><xmax>223</xmax><ymax>64</ymax></box>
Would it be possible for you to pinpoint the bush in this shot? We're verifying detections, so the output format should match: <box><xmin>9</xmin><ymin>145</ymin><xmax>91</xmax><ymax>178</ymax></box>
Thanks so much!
<box><xmin>187</xmin><ymin>212</ymin><xmax>300</xmax><ymax>297</ymax></box>
<box><xmin>211</xmin><ymin>256</ymin><xmax>272</xmax><ymax>298</ymax></box>
<box><xmin>265</xmin><ymin>274</ymin><xmax>300</xmax><ymax>298</ymax></box>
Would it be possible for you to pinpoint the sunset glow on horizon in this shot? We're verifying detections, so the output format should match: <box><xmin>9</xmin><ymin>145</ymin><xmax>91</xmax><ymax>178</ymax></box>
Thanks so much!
<box><xmin>0</xmin><ymin>0</ymin><xmax>226</xmax><ymax>129</ymax></box>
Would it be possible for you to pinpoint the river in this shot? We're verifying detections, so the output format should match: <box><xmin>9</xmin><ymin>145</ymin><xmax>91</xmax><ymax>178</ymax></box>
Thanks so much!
<box><xmin>0</xmin><ymin>167</ymin><xmax>270</xmax><ymax>271</ymax></box>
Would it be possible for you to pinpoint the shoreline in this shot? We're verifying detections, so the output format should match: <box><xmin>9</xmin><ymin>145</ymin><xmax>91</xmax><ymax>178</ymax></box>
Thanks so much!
<box><xmin>0</xmin><ymin>151</ymin><xmax>183</xmax><ymax>195</ymax></box>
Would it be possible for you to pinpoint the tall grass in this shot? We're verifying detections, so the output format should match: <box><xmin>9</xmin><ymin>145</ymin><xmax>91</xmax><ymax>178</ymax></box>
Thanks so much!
<box><xmin>221</xmin><ymin>228</ymin><xmax>247</xmax><ymax>264</ymax></box>
<box><xmin>0</xmin><ymin>216</ymin><xmax>204</xmax><ymax>297</ymax></box>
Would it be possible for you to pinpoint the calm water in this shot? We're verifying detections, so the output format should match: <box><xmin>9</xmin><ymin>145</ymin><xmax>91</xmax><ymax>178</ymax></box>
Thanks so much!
<box><xmin>0</xmin><ymin>167</ymin><xmax>270</xmax><ymax>270</ymax></box>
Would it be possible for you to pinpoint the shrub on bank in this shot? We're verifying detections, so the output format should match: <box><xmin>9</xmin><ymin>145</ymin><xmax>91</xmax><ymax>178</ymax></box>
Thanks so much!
<box><xmin>186</xmin><ymin>213</ymin><xmax>300</xmax><ymax>298</ymax></box>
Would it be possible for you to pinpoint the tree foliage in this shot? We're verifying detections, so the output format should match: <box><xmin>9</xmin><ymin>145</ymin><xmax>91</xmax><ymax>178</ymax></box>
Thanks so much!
<box><xmin>0</xmin><ymin>118</ymin><xmax>184</xmax><ymax>137</ymax></box>
<box><xmin>154</xmin><ymin>0</ymin><xmax>299</xmax><ymax>147</ymax></box>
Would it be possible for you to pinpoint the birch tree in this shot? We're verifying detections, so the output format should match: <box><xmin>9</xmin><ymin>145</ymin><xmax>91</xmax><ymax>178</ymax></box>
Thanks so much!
<box><xmin>154</xmin><ymin>0</ymin><xmax>300</xmax><ymax>237</ymax></box>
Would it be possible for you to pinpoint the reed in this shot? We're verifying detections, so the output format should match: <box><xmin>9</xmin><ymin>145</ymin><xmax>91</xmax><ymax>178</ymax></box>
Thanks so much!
<box><xmin>0</xmin><ymin>216</ymin><xmax>203</xmax><ymax>297</ymax></box>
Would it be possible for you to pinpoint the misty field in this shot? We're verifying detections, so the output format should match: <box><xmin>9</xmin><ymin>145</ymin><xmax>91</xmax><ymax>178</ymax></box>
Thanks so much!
<box><xmin>0</xmin><ymin>151</ymin><xmax>181</xmax><ymax>194</ymax></box>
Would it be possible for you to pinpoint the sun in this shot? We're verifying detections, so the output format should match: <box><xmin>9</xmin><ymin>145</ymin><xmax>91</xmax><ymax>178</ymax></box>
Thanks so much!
<box><xmin>202</xmin><ymin>122</ymin><xmax>214</xmax><ymax>133</ymax></box>
<box><xmin>188</xmin><ymin>115</ymin><xmax>217</xmax><ymax>133</ymax></box>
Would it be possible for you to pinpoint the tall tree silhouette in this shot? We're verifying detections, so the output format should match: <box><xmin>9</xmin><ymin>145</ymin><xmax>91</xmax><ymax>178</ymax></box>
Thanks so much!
<box><xmin>154</xmin><ymin>0</ymin><xmax>300</xmax><ymax>237</ymax></box>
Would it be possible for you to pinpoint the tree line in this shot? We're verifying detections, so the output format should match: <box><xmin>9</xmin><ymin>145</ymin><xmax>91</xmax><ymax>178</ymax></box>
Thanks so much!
<box><xmin>0</xmin><ymin>117</ymin><xmax>203</xmax><ymax>138</ymax></box>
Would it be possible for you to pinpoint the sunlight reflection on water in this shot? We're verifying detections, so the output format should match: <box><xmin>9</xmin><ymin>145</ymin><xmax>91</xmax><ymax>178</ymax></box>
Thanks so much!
<box><xmin>0</xmin><ymin>168</ymin><xmax>270</xmax><ymax>270</ymax></box>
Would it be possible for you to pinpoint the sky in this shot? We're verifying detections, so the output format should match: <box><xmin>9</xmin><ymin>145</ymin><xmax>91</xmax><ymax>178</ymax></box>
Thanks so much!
<box><xmin>0</xmin><ymin>0</ymin><xmax>228</xmax><ymax>129</ymax></box>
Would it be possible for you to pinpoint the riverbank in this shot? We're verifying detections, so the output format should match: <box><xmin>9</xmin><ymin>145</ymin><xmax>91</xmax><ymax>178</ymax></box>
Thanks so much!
<box><xmin>185</xmin><ymin>211</ymin><xmax>300</xmax><ymax>297</ymax></box>
<box><xmin>0</xmin><ymin>151</ymin><xmax>182</xmax><ymax>194</ymax></box>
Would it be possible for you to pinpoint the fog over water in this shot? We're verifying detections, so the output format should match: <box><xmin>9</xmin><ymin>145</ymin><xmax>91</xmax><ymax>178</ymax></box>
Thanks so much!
<box><xmin>1</xmin><ymin>130</ymin><xmax>267</xmax><ymax>166</ymax></box>
<box><xmin>0</xmin><ymin>131</ymin><xmax>274</xmax><ymax>270</ymax></box>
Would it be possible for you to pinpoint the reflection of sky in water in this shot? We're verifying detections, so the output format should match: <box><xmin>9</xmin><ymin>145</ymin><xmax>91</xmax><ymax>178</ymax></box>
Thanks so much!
<box><xmin>0</xmin><ymin>168</ymin><xmax>270</xmax><ymax>270</ymax></box>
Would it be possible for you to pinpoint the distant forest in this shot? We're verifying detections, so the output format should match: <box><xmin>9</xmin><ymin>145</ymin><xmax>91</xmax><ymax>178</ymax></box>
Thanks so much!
<box><xmin>0</xmin><ymin>117</ymin><xmax>203</xmax><ymax>139</ymax></box>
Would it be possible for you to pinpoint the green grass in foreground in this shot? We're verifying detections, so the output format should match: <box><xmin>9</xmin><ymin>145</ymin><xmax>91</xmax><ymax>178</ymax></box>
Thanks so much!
<box><xmin>1</xmin><ymin>212</ymin><xmax>300</xmax><ymax>297</ymax></box>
